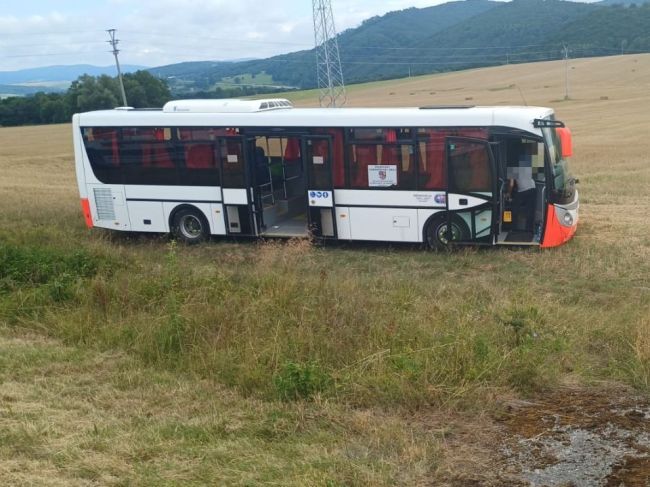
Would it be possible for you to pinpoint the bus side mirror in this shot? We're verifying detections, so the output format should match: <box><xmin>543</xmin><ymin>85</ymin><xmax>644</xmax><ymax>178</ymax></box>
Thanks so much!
<box><xmin>556</xmin><ymin>127</ymin><xmax>573</xmax><ymax>158</ymax></box>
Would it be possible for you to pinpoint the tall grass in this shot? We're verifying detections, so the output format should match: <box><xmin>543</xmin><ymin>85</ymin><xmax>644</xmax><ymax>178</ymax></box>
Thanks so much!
<box><xmin>6</xmin><ymin>233</ymin><xmax>645</xmax><ymax>408</ymax></box>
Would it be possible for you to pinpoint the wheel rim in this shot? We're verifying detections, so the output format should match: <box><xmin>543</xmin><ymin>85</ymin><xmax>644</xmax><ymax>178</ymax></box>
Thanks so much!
<box><xmin>435</xmin><ymin>222</ymin><xmax>462</xmax><ymax>245</ymax></box>
<box><xmin>179</xmin><ymin>215</ymin><xmax>203</xmax><ymax>239</ymax></box>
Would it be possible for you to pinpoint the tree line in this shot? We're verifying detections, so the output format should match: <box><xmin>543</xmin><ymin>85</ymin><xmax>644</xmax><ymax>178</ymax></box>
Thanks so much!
<box><xmin>0</xmin><ymin>71</ymin><xmax>170</xmax><ymax>127</ymax></box>
<box><xmin>0</xmin><ymin>70</ymin><xmax>295</xmax><ymax>127</ymax></box>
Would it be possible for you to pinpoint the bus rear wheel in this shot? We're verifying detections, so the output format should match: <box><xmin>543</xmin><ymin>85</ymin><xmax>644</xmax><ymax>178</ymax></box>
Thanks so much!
<box><xmin>171</xmin><ymin>208</ymin><xmax>209</xmax><ymax>244</ymax></box>
<box><xmin>425</xmin><ymin>215</ymin><xmax>467</xmax><ymax>250</ymax></box>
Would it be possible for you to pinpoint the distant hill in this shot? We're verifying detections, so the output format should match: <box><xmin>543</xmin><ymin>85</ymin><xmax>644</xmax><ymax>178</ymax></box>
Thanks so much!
<box><xmin>556</xmin><ymin>2</ymin><xmax>650</xmax><ymax>55</ymax></box>
<box><xmin>598</xmin><ymin>0</ymin><xmax>649</xmax><ymax>5</ymax></box>
<box><xmin>149</xmin><ymin>0</ymin><xmax>499</xmax><ymax>92</ymax></box>
<box><xmin>6</xmin><ymin>0</ymin><xmax>650</xmax><ymax>98</ymax></box>
<box><xmin>148</xmin><ymin>0</ymin><xmax>650</xmax><ymax>94</ymax></box>
<box><xmin>0</xmin><ymin>64</ymin><xmax>147</xmax><ymax>96</ymax></box>
<box><xmin>0</xmin><ymin>84</ymin><xmax>66</xmax><ymax>96</ymax></box>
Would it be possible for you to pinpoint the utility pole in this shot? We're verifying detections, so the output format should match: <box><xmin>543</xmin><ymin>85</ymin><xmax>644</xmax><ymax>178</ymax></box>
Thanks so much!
<box><xmin>107</xmin><ymin>29</ymin><xmax>128</xmax><ymax>107</ymax></box>
<box><xmin>563</xmin><ymin>44</ymin><xmax>570</xmax><ymax>100</ymax></box>
<box><xmin>312</xmin><ymin>0</ymin><xmax>346</xmax><ymax>108</ymax></box>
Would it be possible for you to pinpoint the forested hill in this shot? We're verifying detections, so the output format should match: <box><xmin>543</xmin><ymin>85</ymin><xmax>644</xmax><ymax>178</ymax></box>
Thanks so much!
<box><xmin>149</xmin><ymin>0</ymin><xmax>650</xmax><ymax>94</ymax></box>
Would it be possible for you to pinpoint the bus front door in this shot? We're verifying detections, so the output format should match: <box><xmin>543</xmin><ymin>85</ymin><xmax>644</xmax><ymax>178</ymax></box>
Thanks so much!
<box><xmin>445</xmin><ymin>137</ymin><xmax>497</xmax><ymax>245</ymax></box>
<box><xmin>220</xmin><ymin>137</ymin><xmax>256</xmax><ymax>236</ymax></box>
<box><xmin>304</xmin><ymin>136</ymin><xmax>336</xmax><ymax>238</ymax></box>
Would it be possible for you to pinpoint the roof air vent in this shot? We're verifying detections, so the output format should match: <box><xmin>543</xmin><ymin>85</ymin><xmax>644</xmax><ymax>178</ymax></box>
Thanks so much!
<box><xmin>162</xmin><ymin>99</ymin><xmax>293</xmax><ymax>113</ymax></box>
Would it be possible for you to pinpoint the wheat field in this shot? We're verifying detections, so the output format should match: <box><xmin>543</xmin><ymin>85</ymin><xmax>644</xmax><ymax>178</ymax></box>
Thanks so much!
<box><xmin>0</xmin><ymin>54</ymin><xmax>649</xmax><ymax>485</ymax></box>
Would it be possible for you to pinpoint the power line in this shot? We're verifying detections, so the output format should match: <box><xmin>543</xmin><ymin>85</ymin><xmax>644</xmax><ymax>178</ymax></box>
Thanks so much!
<box><xmin>1</xmin><ymin>41</ymin><xmax>106</xmax><ymax>49</ymax></box>
<box><xmin>121</xmin><ymin>30</ymin><xmax>313</xmax><ymax>48</ymax></box>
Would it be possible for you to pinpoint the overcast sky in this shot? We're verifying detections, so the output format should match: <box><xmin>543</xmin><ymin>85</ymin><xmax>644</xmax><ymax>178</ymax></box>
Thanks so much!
<box><xmin>0</xmin><ymin>0</ymin><xmax>459</xmax><ymax>71</ymax></box>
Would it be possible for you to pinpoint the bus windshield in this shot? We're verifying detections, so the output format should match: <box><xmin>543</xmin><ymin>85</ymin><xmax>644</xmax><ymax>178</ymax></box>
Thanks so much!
<box><xmin>542</xmin><ymin>119</ymin><xmax>575</xmax><ymax>204</ymax></box>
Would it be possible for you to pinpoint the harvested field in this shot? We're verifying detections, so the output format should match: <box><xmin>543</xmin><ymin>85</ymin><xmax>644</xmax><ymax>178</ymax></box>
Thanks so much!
<box><xmin>1</xmin><ymin>54</ymin><xmax>649</xmax><ymax>485</ymax></box>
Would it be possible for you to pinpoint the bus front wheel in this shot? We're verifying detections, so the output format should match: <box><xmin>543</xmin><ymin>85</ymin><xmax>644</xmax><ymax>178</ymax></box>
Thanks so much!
<box><xmin>171</xmin><ymin>207</ymin><xmax>209</xmax><ymax>244</ymax></box>
<box><xmin>425</xmin><ymin>215</ymin><xmax>468</xmax><ymax>250</ymax></box>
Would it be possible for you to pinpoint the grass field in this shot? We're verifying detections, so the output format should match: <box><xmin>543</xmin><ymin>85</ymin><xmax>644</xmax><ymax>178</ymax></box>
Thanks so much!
<box><xmin>1</xmin><ymin>54</ymin><xmax>649</xmax><ymax>485</ymax></box>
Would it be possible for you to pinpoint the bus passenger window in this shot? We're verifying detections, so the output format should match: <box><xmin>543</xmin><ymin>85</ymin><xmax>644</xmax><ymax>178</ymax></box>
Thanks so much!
<box><xmin>380</xmin><ymin>144</ymin><xmax>416</xmax><ymax>190</ymax></box>
<box><xmin>185</xmin><ymin>144</ymin><xmax>216</xmax><ymax>169</ymax></box>
<box><xmin>84</xmin><ymin>128</ymin><xmax>121</xmax><ymax>167</ymax></box>
<box><xmin>308</xmin><ymin>139</ymin><xmax>330</xmax><ymax>189</ymax></box>
<box><xmin>221</xmin><ymin>140</ymin><xmax>245</xmax><ymax>187</ymax></box>
<box><xmin>418</xmin><ymin>134</ymin><xmax>445</xmax><ymax>190</ymax></box>
<box><xmin>350</xmin><ymin>144</ymin><xmax>377</xmax><ymax>188</ymax></box>
<box><xmin>284</xmin><ymin>138</ymin><xmax>301</xmax><ymax>164</ymax></box>
<box><xmin>312</xmin><ymin>128</ymin><xmax>345</xmax><ymax>187</ymax></box>
<box><xmin>448</xmin><ymin>142</ymin><xmax>492</xmax><ymax>193</ymax></box>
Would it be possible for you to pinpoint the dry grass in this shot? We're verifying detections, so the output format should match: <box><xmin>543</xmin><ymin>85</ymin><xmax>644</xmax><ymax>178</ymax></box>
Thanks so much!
<box><xmin>1</xmin><ymin>54</ymin><xmax>650</xmax><ymax>485</ymax></box>
<box><xmin>0</xmin><ymin>331</ymin><xmax>439</xmax><ymax>486</ymax></box>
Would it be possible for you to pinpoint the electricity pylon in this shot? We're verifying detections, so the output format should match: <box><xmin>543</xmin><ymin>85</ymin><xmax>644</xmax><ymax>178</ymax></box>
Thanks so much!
<box><xmin>312</xmin><ymin>0</ymin><xmax>346</xmax><ymax>107</ymax></box>
<box><xmin>107</xmin><ymin>29</ymin><xmax>128</xmax><ymax>107</ymax></box>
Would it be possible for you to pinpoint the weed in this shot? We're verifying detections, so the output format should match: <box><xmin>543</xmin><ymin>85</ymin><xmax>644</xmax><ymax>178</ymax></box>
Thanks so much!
<box><xmin>274</xmin><ymin>361</ymin><xmax>332</xmax><ymax>400</ymax></box>
<box><xmin>499</xmin><ymin>305</ymin><xmax>543</xmax><ymax>346</ymax></box>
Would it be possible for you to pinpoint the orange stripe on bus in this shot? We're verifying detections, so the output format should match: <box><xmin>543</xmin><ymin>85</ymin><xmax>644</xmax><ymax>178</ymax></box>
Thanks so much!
<box><xmin>80</xmin><ymin>198</ymin><xmax>93</xmax><ymax>228</ymax></box>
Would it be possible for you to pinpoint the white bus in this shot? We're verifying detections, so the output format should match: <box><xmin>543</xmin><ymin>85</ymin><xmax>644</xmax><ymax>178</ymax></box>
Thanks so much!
<box><xmin>72</xmin><ymin>99</ymin><xmax>578</xmax><ymax>249</ymax></box>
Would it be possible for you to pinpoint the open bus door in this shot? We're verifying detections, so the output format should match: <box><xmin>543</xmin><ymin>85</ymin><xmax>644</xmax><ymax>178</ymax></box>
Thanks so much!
<box><xmin>220</xmin><ymin>136</ymin><xmax>256</xmax><ymax>236</ymax></box>
<box><xmin>304</xmin><ymin>135</ymin><xmax>336</xmax><ymax>238</ymax></box>
<box><xmin>445</xmin><ymin>137</ymin><xmax>497</xmax><ymax>245</ymax></box>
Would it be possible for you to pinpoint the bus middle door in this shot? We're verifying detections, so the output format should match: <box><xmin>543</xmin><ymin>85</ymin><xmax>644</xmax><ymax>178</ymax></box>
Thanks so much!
<box><xmin>445</xmin><ymin>137</ymin><xmax>497</xmax><ymax>245</ymax></box>
<box><xmin>220</xmin><ymin>136</ymin><xmax>256</xmax><ymax>236</ymax></box>
<box><xmin>304</xmin><ymin>136</ymin><xmax>336</xmax><ymax>238</ymax></box>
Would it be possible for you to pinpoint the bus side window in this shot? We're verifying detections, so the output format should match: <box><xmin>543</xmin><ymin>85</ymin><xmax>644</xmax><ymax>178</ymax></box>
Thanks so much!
<box><xmin>85</xmin><ymin>127</ymin><xmax>121</xmax><ymax>167</ymax></box>
<box><xmin>418</xmin><ymin>131</ymin><xmax>446</xmax><ymax>190</ymax></box>
<box><xmin>221</xmin><ymin>139</ymin><xmax>245</xmax><ymax>187</ymax></box>
<box><xmin>185</xmin><ymin>144</ymin><xmax>216</xmax><ymax>169</ymax></box>
<box><xmin>381</xmin><ymin>144</ymin><xmax>416</xmax><ymax>190</ymax></box>
<box><xmin>145</xmin><ymin>129</ymin><xmax>175</xmax><ymax>169</ymax></box>
<box><xmin>308</xmin><ymin>139</ymin><xmax>330</xmax><ymax>189</ymax></box>
<box><xmin>312</xmin><ymin>128</ymin><xmax>345</xmax><ymax>187</ymax></box>
<box><xmin>448</xmin><ymin>141</ymin><xmax>492</xmax><ymax>193</ymax></box>
<box><xmin>283</xmin><ymin>137</ymin><xmax>301</xmax><ymax>164</ymax></box>
<box><xmin>350</xmin><ymin>144</ymin><xmax>377</xmax><ymax>188</ymax></box>
<box><xmin>179</xmin><ymin>128</ymin><xmax>218</xmax><ymax>170</ymax></box>
<box><xmin>143</xmin><ymin>146</ymin><xmax>174</xmax><ymax>168</ymax></box>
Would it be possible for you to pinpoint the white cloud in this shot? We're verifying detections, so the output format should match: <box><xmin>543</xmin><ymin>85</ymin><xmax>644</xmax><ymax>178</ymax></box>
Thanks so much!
<box><xmin>0</xmin><ymin>0</ymin><xmax>451</xmax><ymax>70</ymax></box>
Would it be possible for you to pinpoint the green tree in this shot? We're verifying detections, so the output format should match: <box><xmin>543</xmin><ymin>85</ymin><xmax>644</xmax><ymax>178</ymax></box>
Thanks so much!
<box><xmin>124</xmin><ymin>70</ymin><xmax>171</xmax><ymax>107</ymax></box>
<box><xmin>0</xmin><ymin>71</ymin><xmax>170</xmax><ymax>127</ymax></box>
<box><xmin>68</xmin><ymin>74</ymin><xmax>120</xmax><ymax>112</ymax></box>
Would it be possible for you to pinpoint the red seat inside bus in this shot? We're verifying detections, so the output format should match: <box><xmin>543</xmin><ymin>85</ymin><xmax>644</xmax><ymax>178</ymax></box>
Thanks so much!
<box><xmin>185</xmin><ymin>144</ymin><xmax>216</xmax><ymax>169</ymax></box>
<box><xmin>351</xmin><ymin>145</ymin><xmax>376</xmax><ymax>187</ymax></box>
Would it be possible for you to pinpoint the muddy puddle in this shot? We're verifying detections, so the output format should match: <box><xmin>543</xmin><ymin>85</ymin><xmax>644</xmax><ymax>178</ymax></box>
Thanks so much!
<box><xmin>433</xmin><ymin>384</ymin><xmax>650</xmax><ymax>486</ymax></box>
<box><xmin>498</xmin><ymin>386</ymin><xmax>650</xmax><ymax>486</ymax></box>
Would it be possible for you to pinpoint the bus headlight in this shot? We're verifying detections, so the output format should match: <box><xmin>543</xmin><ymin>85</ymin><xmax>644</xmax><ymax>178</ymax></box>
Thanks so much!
<box><xmin>563</xmin><ymin>212</ymin><xmax>574</xmax><ymax>226</ymax></box>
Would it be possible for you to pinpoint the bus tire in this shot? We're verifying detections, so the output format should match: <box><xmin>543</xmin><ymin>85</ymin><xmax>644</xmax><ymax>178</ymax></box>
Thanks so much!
<box><xmin>170</xmin><ymin>207</ymin><xmax>209</xmax><ymax>244</ymax></box>
<box><xmin>424</xmin><ymin>214</ymin><xmax>468</xmax><ymax>250</ymax></box>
